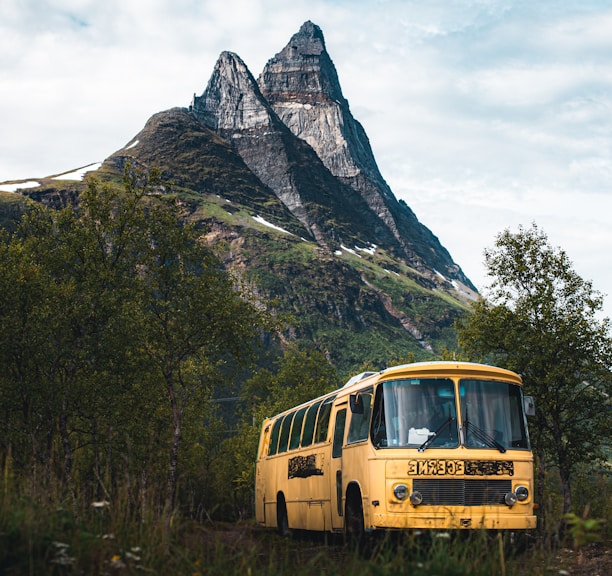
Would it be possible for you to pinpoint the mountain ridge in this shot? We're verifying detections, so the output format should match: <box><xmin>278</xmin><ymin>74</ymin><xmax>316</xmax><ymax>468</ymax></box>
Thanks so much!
<box><xmin>0</xmin><ymin>21</ymin><xmax>476</xmax><ymax>372</ymax></box>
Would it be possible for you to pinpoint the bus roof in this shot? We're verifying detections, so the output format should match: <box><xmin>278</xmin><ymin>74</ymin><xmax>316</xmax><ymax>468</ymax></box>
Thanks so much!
<box><xmin>264</xmin><ymin>361</ymin><xmax>522</xmax><ymax>421</ymax></box>
<box><xmin>375</xmin><ymin>361</ymin><xmax>522</xmax><ymax>384</ymax></box>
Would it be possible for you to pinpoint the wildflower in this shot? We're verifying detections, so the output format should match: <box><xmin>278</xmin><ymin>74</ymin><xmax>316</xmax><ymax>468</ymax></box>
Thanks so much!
<box><xmin>92</xmin><ymin>500</ymin><xmax>110</xmax><ymax>508</ymax></box>
<box><xmin>109</xmin><ymin>554</ymin><xmax>126</xmax><ymax>569</ymax></box>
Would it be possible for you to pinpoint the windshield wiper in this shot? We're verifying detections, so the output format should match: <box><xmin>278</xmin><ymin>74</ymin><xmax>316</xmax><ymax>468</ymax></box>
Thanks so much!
<box><xmin>464</xmin><ymin>418</ymin><xmax>506</xmax><ymax>453</ymax></box>
<box><xmin>418</xmin><ymin>417</ymin><xmax>455</xmax><ymax>452</ymax></box>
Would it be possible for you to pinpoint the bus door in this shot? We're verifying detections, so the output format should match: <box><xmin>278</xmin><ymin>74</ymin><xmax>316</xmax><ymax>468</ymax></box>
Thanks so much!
<box><xmin>330</xmin><ymin>403</ymin><xmax>347</xmax><ymax>531</ymax></box>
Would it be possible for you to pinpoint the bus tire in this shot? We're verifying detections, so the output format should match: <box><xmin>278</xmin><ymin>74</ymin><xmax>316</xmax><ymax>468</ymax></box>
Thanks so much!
<box><xmin>344</xmin><ymin>485</ymin><xmax>365</xmax><ymax>547</ymax></box>
<box><xmin>276</xmin><ymin>493</ymin><xmax>291</xmax><ymax>538</ymax></box>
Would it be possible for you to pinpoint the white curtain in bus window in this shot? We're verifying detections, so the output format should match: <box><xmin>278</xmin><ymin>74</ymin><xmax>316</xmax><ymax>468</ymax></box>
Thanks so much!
<box><xmin>379</xmin><ymin>379</ymin><xmax>458</xmax><ymax>448</ymax></box>
<box><xmin>460</xmin><ymin>380</ymin><xmax>529</xmax><ymax>449</ymax></box>
<box><xmin>301</xmin><ymin>401</ymin><xmax>322</xmax><ymax>448</ymax></box>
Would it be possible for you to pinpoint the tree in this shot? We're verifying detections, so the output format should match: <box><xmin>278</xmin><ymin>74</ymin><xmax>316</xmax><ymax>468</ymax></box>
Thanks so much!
<box><xmin>2</xmin><ymin>175</ymin><xmax>169</xmax><ymax>497</ymax></box>
<box><xmin>0</xmin><ymin>167</ymin><xmax>273</xmax><ymax>513</ymax></box>
<box><xmin>123</xmin><ymin>172</ymin><xmax>271</xmax><ymax>511</ymax></box>
<box><xmin>456</xmin><ymin>223</ymin><xmax>612</xmax><ymax>518</ymax></box>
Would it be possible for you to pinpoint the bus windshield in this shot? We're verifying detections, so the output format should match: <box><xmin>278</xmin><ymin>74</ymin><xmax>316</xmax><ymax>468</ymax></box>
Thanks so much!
<box><xmin>371</xmin><ymin>378</ymin><xmax>458</xmax><ymax>449</ymax></box>
<box><xmin>370</xmin><ymin>377</ymin><xmax>530</xmax><ymax>450</ymax></box>
<box><xmin>461</xmin><ymin>379</ymin><xmax>529</xmax><ymax>450</ymax></box>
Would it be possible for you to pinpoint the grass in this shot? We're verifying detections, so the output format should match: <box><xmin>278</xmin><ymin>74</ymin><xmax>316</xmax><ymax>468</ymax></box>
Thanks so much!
<box><xmin>0</xmin><ymin>492</ymin><xmax>513</xmax><ymax>576</ymax></box>
<box><xmin>4</xmin><ymin>463</ymin><xmax>608</xmax><ymax>576</ymax></box>
<box><xmin>5</xmin><ymin>499</ymin><xmax>600</xmax><ymax>576</ymax></box>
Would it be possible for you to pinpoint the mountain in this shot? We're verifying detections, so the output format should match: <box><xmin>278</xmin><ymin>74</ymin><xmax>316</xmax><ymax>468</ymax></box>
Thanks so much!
<box><xmin>0</xmin><ymin>21</ymin><xmax>476</xmax><ymax>374</ymax></box>
<box><xmin>257</xmin><ymin>21</ymin><xmax>466</xmax><ymax>283</ymax></box>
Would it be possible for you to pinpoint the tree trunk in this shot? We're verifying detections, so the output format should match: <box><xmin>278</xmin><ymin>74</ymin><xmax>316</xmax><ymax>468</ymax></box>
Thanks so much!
<box><xmin>164</xmin><ymin>372</ymin><xmax>184</xmax><ymax>513</ymax></box>
<box><xmin>59</xmin><ymin>397</ymin><xmax>77</xmax><ymax>507</ymax></box>
<box><xmin>560</xmin><ymin>468</ymin><xmax>572</xmax><ymax>514</ymax></box>
<box><xmin>165</xmin><ymin>416</ymin><xmax>182</xmax><ymax>511</ymax></box>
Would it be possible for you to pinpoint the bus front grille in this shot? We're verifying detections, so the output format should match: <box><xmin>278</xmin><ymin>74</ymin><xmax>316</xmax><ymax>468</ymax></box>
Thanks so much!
<box><xmin>413</xmin><ymin>479</ymin><xmax>512</xmax><ymax>506</ymax></box>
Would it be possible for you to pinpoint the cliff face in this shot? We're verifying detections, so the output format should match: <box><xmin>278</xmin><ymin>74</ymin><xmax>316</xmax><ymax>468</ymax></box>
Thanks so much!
<box><xmin>257</xmin><ymin>21</ymin><xmax>374</xmax><ymax>181</ymax></box>
<box><xmin>190</xmin><ymin>50</ymin><xmax>399</xmax><ymax>253</ymax></box>
<box><xmin>192</xmin><ymin>21</ymin><xmax>473</xmax><ymax>291</ymax></box>
<box><xmin>259</xmin><ymin>22</ymin><xmax>471</xmax><ymax>285</ymax></box>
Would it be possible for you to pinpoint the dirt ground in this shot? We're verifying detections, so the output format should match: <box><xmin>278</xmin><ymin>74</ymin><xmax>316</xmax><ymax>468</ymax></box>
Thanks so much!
<box><xmin>543</xmin><ymin>543</ymin><xmax>611</xmax><ymax>576</ymax></box>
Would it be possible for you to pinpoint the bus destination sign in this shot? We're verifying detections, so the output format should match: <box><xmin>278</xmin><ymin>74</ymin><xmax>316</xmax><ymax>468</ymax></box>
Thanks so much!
<box><xmin>407</xmin><ymin>459</ymin><xmax>514</xmax><ymax>476</ymax></box>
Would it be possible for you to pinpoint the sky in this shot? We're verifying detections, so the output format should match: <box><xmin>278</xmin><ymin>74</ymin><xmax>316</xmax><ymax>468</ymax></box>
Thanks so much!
<box><xmin>1</xmin><ymin>0</ymin><xmax>611</xmax><ymax>319</ymax></box>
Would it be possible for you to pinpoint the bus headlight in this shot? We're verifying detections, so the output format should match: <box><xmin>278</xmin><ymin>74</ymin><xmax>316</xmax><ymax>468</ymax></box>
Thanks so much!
<box><xmin>504</xmin><ymin>492</ymin><xmax>518</xmax><ymax>507</ymax></box>
<box><xmin>515</xmin><ymin>485</ymin><xmax>529</xmax><ymax>502</ymax></box>
<box><xmin>393</xmin><ymin>484</ymin><xmax>409</xmax><ymax>501</ymax></box>
<box><xmin>409</xmin><ymin>491</ymin><xmax>423</xmax><ymax>506</ymax></box>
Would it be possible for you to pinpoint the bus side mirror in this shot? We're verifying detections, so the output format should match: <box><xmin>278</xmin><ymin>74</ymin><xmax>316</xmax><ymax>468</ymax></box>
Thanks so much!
<box><xmin>350</xmin><ymin>394</ymin><xmax>364</xmax><ymax>414</ymax></box>
<box><xmin>524</xmin><ymin>396</ymin><xmax>535</xmax><ymax>417</ymax></box>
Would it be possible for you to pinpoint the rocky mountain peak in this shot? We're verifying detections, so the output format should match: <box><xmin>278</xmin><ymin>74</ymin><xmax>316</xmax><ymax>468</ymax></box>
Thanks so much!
<box><xmin>257</xmin><ymin>22</ymin><xmax>373</xmax><ymax>181</ymax></box>
<box><xmin>258</xmin><ymin>20</ymin><xmax>346</xmax><ymax>106</ymax></box>
<box><xmin>191</xmin><ymin>51</ymin><xmax>272</xmax><ymax>132</ymax></box>
<box><xmin>256</xmin><ymin>22</ymin><xmax>473</xmax><ymax>289</ymax></box>
<box><xmin>189</xmin><ymin>21</ymin><xmax>474</xmax><ymax>291</ymax></box>
<box><xmin>3</xmin><ymin>22</ymin><xmax>478</xmax><ymax>364</ymax></box>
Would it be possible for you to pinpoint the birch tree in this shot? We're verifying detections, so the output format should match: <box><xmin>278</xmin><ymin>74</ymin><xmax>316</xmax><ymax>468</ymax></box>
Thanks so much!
<box><xmin>457</xmin><ymin>223</ymin><xmax>612</xmax><ymax>519</ymax></box>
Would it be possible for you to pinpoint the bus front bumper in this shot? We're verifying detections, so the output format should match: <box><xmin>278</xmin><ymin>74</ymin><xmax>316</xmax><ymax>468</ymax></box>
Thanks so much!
<box><xmin>370</xmin><ymin>510</ymin><xmax>537</xmax><ymax>531</ymax></box>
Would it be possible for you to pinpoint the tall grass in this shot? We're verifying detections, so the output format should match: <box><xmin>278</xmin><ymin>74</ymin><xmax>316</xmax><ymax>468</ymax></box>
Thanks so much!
<box><xmin>1</xmin><ymin>457</ymin><xmax>606</xmax><ymax>575</ymax></box>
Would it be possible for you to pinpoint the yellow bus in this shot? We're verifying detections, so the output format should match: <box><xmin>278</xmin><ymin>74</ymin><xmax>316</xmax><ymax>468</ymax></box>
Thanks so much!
<box><xmin>255</xmin><ymin>361</ymin><xmax>536</xmax><ymax>537</ymax></box>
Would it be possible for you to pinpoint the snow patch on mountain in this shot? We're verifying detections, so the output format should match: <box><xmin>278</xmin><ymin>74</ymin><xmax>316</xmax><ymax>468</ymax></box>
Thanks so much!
<box><xmin>0</xmin><ymin>181</ymin><xmax>41</xmax><ymax>192</ymax></box>
<box><xmin>52</xmin><ymin>163</ymin><xmax>102</xmax><ymax>181</ymax></box>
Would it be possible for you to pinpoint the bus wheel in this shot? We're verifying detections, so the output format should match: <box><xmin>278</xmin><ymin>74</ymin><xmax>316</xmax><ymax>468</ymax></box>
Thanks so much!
<box><xmin>276</xmin><ymin>494</ymin><xmax>291</xmax><ymax>538</ymax></box>
<box><xmin>344</xmin><ymin>487</ymin><xmax>365</xmax><ymax>547</ymax></box>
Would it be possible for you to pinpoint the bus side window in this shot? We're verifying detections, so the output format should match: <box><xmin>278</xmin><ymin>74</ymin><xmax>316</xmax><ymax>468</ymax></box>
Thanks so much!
<box><xmin>347</xmin><ymin>388</ymin><xmax>373</xmax><ymax>444</ymax></box>
<box><xmin>315</xmin><ymin>397</ymin><xmax>335</xmax><ymax>443</ymax></box>
<box><xmin>332</xmin><ymin>409</ymin><xmax>347</xmax><ymax>458</ymax></box>
<box><xmin>289</xmin><ymin>406</ymin><xmax>307</xmax><ymax>450</ymax></box>
<box><xmin>268</xmin><ymin>418</ymin><xmax>283</xmax><ymax>456</ymax></box>
<box><xmin>278</xmin><ymin>412</ymin><xmax>295</xmax><ymax>454</ymax></box>
<box><xmin>301</xmin><ymin>401</ymin><xmax>322</xmax><ymax>447</ymax></box>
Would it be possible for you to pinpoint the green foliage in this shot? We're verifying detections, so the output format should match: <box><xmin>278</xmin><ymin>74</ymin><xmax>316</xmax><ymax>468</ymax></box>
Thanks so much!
<box><xmin>233</xmin><ymin>224</ymin><xmax>466</xmax><ymax>375</ymax></box>
<box><xmin>456</xmin><ymin>223</ymin><xmax>612</xmax><ymax>520</ymax></box>
<box><xmin>0</xmin><ymin>191</ymin><xmax>31</xmax><ymax>232</ymax></box>
<box><xmin>571</xmin><ymin>465</ymin><xmax>612</xmax><ymax>538</ymax></box>
<box><xmin>564</xmin><ymin>508</ymin><xmax>604</xmax><ymax>550</ymax></box>
<box><xmin>244</xmin><ymin>344</ymin><xmax>339</xmax><ymax>418</ymax></box>
<box><xmin>0</xmin><ymin>166</ymin><xmax>270</xmax><ymax>515</ymax></box>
